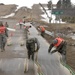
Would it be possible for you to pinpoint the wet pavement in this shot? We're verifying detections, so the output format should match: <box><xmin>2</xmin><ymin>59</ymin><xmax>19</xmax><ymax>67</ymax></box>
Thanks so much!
<box><xmin>0</xmin><ymin>20</ymin><xmax>72</xmax><ymax>75</ymax></box>
<box><xmin>0</xmin><ymin>20</ymin><xmax>35</xmax><ymax>75</ymax></box>
<box><xmin>27</xmin><ymin>22</ymin><xmax>72</xmax><ymax>75</ymax></box>
<box><xmin>0</xmin><ymin>58</ymin><xmax>35</xmax><ymax>75</ymax></box>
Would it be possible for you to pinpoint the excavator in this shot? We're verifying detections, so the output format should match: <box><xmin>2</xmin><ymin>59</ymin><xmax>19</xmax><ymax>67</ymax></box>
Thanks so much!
<box><xmin>39</xmin><ymin>3</ymin><xmax>52</xmax><ymax>23</ymax></box>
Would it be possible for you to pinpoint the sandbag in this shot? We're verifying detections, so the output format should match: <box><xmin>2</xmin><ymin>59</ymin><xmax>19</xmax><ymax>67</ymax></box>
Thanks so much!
<box><xmin>18</xmin><ymin>37</ymin><xmax>24</xmax><ymax>46</ymax></box>
<box><xmin>7</xmin><ymin>37</ymin><xmax>12</xmax><ymax>46</ymax></box>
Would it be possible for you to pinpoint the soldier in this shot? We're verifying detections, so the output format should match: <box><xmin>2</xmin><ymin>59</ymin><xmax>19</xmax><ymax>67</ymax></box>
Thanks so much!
<box><xmin>5</xmin><ymin>22</ymin><xmax>9</xmax><ymax>27</ymax></box>
<box><xmin>0</xmin><ymin>21</ymin><xmax>8</xmax><ymax>52</ymax></box>
<box><xmin>19</xmin><ymin>19</ymin><xmax>23</xmax><ymax>29</ymax></box>
<box><xmin>23</xmin><ymin>16</ymin><xmax>26</xmax><ymax>24</ymax></box>
<box><xmin>38</xmin><ymin>26</ymin><xmax>45</xmax><ymax>37</ymax></box>
<box><xmin>48</xmin><ymin>37</ymin><xmax>67</xmax><ymax>55</ymax></box>
<box><xmin>26</xmin><ymin>37</ymin><xmax>40</xmax><ymax>61</ymax></box>
<box><xmin>4</xmin><ymin>22</ymin><xmax>9</xmax><ymax>36</ymax></box>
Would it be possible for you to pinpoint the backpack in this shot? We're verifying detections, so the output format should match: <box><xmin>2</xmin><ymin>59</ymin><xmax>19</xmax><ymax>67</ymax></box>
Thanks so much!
<box><xmin>26</xmin><ymin>38</ymin><xmax>35</xmax><ymax>51</ymax></box>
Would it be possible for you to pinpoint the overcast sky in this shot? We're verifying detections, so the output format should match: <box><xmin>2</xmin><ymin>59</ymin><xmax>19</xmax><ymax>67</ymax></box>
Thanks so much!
<box><xmin>0</xmin><ymin>0</ymin><xmax>75</xmax><ymax>8</ymax></box>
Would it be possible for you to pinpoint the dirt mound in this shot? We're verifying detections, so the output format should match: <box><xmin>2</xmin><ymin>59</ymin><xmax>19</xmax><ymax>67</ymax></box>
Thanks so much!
<box><xmin>0</xmin><ymin>4</ymin><xmax>17</xmax><ymax>16</ymax></box>
<box><xmin>0</xmin><ymin>4</ymin><xmax>43</xmax><ymax>21</ymax></box>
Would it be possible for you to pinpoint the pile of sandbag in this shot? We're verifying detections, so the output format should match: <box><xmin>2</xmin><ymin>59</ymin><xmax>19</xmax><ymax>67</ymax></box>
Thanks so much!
<box><xmin>7</xmin><ymin>37</ymin><xmax>12</xmax><ymax>46</ymax></box>
<box><xmin>18</xmin><ymin>37</ymin><xmax>24</xmax><ymax>46</ymax></box>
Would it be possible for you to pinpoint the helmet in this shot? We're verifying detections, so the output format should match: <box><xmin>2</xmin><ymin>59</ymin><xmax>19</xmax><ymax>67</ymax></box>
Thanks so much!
<box><xmin>52</xmin><ymin>39</ymin><xmax>58</xmax><ymax>44</ymax></box>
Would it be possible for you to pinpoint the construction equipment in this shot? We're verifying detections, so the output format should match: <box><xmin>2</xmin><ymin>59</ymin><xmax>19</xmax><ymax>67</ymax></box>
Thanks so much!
<box><xmin>39</xmin><ymin>3</ymin><xmax>52</xmax><ymax>23</ymax></box>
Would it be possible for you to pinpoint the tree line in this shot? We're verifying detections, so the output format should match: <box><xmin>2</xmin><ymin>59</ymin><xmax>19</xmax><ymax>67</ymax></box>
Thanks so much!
<box><xmin>47</xmin><ymin>0</ymin><xmax>75</xmax><ymax>23</ymax></box>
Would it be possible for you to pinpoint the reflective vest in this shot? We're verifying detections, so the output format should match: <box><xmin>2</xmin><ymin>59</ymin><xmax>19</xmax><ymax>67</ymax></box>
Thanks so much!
<box><xmin>0</xmin><ymin>26</ymin><xmax>6</xmax><ymax>34</ymax></box>
<box><xmin>54</xmin><ymin>37</ymin><xmax>64</xmax><ymax>47</ymax></box>
<box><xmin>39</xmin><ymin>26</ymin><xmax>45</xmax><ymax>32</ymax></box>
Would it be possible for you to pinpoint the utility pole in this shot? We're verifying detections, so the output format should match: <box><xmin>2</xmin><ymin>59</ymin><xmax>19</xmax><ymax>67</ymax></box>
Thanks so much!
<box><xmin>50</xmin><ymin>0</ymin><xmax>52</xmax><ymax>21</ymax></box>
<box><xmin>39</xmin><ymin>3</ymin><xmax>50</xmax><ymax>23</ymax></box>
<box><xmin>61</xmin><ymin>0</ymin><xmax>63</xmax><ymax>8</ymax></box>
<box><xmin>59</xmin><ymin>0</ymin><xmax>63</xmax><ymax>23</ymax></box>
<box><xmin>49</xmin><ymin>0</ymin><xmax>53</xmax><ymax>23</ymax></box>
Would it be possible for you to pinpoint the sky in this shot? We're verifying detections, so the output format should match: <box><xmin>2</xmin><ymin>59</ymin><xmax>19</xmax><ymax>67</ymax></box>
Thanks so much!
<box><xmin>0</xmin><ymin>0</ymin><xmax>58</xmax><ymax>8</ymax></box>
<box><xmin>0</xmin><ymin>0</ymin><xmax>75</xmax><ymax>8</ymax></box>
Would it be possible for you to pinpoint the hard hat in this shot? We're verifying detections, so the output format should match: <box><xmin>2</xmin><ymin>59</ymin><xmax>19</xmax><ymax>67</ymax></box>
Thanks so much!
<box><xmin>52</xmin><ymin>39</ymin><xmax>58</xmax><ymax>44</ymax></box>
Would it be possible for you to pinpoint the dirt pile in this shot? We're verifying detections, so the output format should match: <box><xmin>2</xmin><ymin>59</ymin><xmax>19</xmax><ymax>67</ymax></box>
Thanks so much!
<box><xmin>12</xmin><ymin>4</ymin><xmax>43</xmax><ymax>20</ymax></box>
<box><xmin>0</xmin><ymin>4</ymin><xmax>43</xmax><ymax>21</ymax></box>
<box><xmin>0</xmin><ymin>4</ymin><xmax>17</xmax><ymax>16</ymax></box>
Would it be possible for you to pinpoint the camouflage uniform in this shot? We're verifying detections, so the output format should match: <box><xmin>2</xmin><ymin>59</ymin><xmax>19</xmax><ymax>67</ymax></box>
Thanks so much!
<box><xmin>48</xmin><ymin>37</ymin><xmax>67</xmax><ymax>55</ymax></box>
<box><xmin>0</xmin><ymin>21</ymin><xmax>8</xmax><ymax>52</ymax></box>
<box><xmin>26</xmin><ymin>37</ymin><xmax>40</xmax><ymax>61</ymax></box>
